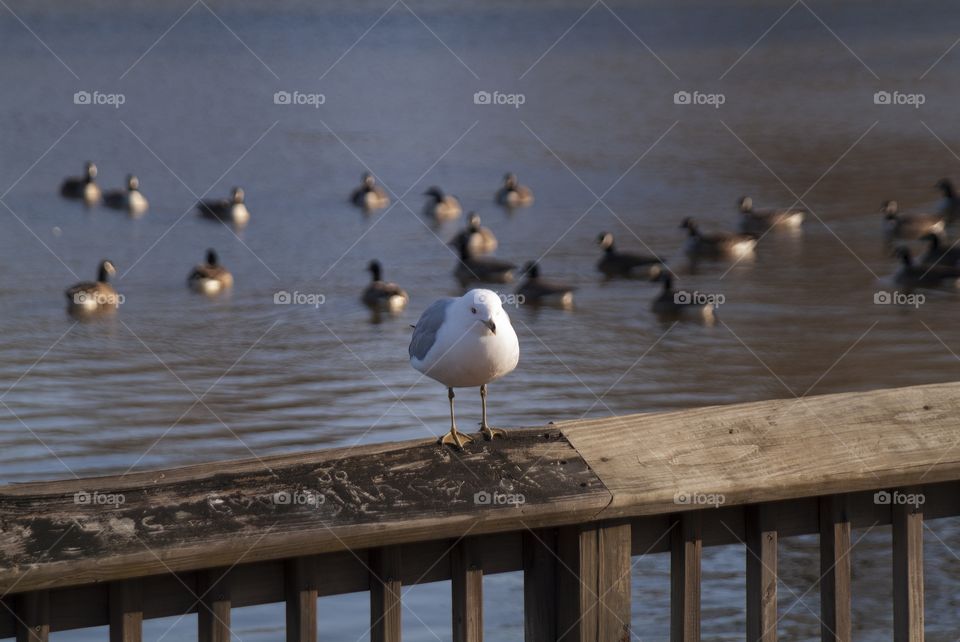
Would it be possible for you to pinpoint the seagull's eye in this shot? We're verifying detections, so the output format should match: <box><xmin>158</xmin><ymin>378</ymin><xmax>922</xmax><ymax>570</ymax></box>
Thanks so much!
<box><xmin>470</xmin><ymin>307</ymin><xmax>477</xmax><ymax>314</ymax></box>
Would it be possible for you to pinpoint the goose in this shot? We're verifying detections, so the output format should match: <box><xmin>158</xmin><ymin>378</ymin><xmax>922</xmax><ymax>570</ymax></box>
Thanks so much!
<box><xmin>737</xmin><ymin>196</ymin><xmax>804</xmax><ymax>234</ymax></box>
<box><xmin>187</xmin><ymin>249</ymin><xmax>233</xmax><ymax>295</ymax></box>
<box><xmin>936</xmin><ymin>178</ymin><xmax>960</xmax><ymax>222</ymax></box>
<box><xmin>362</xmin><ymin>260</ymin><xmax>409</xmax><ymax>312</ymax></box>
<box><xmin>423</xmin><ymin>187</ymin><xmax>462</xmax><ymax>221</ymax></box>
<box><xmin>449</xmin><ymin>212</ymin><xmax>498</xmax><ymax>256</ymax></box>
<box><xmin>596</xmin><ymin>232</ymin><xmax>665</xmax><ymax>279</ymax></box>
<box><xmin>881</xmin><ymin>201</ymin><xmax>945</xmax><ymax>240</ymax></box>
<box><xmin>197</xmin><ymin>187</ymin><xmax>249</xmax><ymax>226</ymax></box>
<box><xmin>453</xmin><ymin>236</ymin><xmax>515</xmax><ymax>285</ymax></box>
<box><xmin>894</xmin><ymin>246</ymin><xmax>960</xmax><ymax>289</ymax></box>
<box><xmin>60</xmin><ymin>162</ymin><xmax>101</xmax><ymax>204</ymax></box>
<box><xmin>651</xmin><ymin>273</ymin><xmax>716</xmax><ymax>324</ymax></box>
<box><xmin>515</xmin><ymin>261</ymin><xmax>574</xmax><ymax>308</ymax></box>
<box><xmin>920</xmin><ymin>233</ymin><xmax>960</xmax><ymax>267</ymax></box>
<box><xmin>102</xmin><ymin>174</ymin><xmax>149</xmax><ymax>215</ymax></box>
<box><xmin>351</xmin><ymin>173</ymin><xmax>390</xmax><ymax>210</ymax></box>
<box><xmin>496</xmin><ymin>173</ymin><xmax>534</xmax><ymax>208</ymax></box>
<box><xmin>65</xmin><ymin>260</ymin><xmax>120</xmax><ymax>314</ymax></box>
<box><xmin>680</xmin><ymin>218</ymin><xmax>757</xmax><ymax>260</ymax></box>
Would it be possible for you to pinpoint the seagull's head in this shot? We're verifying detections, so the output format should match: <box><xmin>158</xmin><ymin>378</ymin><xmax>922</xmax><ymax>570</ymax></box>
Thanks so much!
<box><xmin>462</xmin><ymin>289</ymin><xmax>505</xmax><ymax>335</ymax></box>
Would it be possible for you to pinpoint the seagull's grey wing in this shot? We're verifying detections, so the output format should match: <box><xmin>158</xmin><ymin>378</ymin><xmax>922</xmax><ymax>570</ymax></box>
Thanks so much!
<box><xmin>409</xmin><ymin>298</ymin><xmax>453</xmax><ymax>361</ymax></box>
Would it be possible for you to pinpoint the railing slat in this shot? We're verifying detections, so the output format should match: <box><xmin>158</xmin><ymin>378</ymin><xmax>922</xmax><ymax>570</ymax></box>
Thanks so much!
<box><xmin>285</xmin><ymin>557</ymin><xmax>318</xmax><ymax>642</ymax></box>
<box><xmin>15</xmin><ymin>591</ymin><xmax>48</xmax><ymax>642</ymax></box>
<box><xmin>671</xmin><ymin>513</ymin><xmax>701</xmax><ymax>642</ymax></box>
<box><xmin>523</xmin><ymin>529</ymin><xmax>557</xmax><ymax>641</ymax></box>
<box><xmin>198</xmin><ymin>568</ymin><xmax>232</xmax><ymax>642</ymax></box>
<box><xmin>369</xmin><ymin>547</ymin><xmax>402</xmax><ymax>642</ymax></box>
<box><xmin>746</xmin><ymin>505</ymin><xmax>777</xmax><ymax>642</ymax></box>
<box><xmin>893</xmin><ymin>490</ymin><xmax>924</xmax><ymax>641</ymax></box>
<box><xmin>819</xmin><ymin>496</ymin><xmax>851</xmax><ymax>642</ymax></box>
<box><xmin>109</xmin><ymin>579</ymin><xmax>142</xmax><ymax>642</ymax></box>
<box><xmin>451</xmin><ymin>539</ymin><xmax>483</xmax><ymax>642</ymax></box>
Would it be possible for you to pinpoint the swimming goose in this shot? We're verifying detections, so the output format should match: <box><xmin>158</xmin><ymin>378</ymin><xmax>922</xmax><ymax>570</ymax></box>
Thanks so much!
<box><xmin>596</xmin><ymin>232</ymin><xmax>665</xmax><ymax>279</ymax></box>
<box><xmin>919</xmin><ymin>233</ymin><xmax>960</xmax><ymax>267</ymax></box>
<box><xmin>496</xmin><ymin>173</ymin><xmax>534</xmax><ymax>208</ymax></box>
<box><xmin>936</xmin><ymin>179</ymin><xmax>960</xmax><ymax>222</ymax></box>
<box><xmin>881</xmin><ymin>201</ymin><xmax>945</xmax><ymax>240</ymax></box>
<box><xmin>423</xmin><ymin>187</ymin><xmax>462</xmax><ymax>221</ymax></box>
<box><xmin>651</xmin><ymin>273</ymin><xmax>716</xmax><ymax>324</ymax></box>
<box><xmin>515</xmin><ymin>261</ymin><xmax>574</xmax><ymax>308</ymax></box>
<box><xmin>737</xmin><ymin>196</ymin><xmax>804</xmax><ymax>234</ymax></box>
<box><xmin>449</xmin><ymin>212</ymin><xmax>498</xmax><ymax>256</ymax></box>
<box><xmin>60</xmin><ymin>162</ymin><xmax>101</xmax><ymax>204</ymax></box>
<box><xmin>362</xmin><ymin>260</ymin><xmax>409</xmax><ymax>312</ymax></box>
<box><xmin>680</xmin><ymin>218</ymin><xmax>757</xmax><ymax>260</ymax></box>
<box><xmin>187</xmin><ymin>249</ymin><xmax>233</xmax><ymax>295</ymax></box>
<box><xmin>351</xmin><ymin>173</ymin><xmax>390</xmax><ymax>211</ymax></box>
<box><xmin>197</xmin><ymin>187</ymin><xmax>249</xmax><ymax>226</ymax></box>
<box><xmin>893</xmin><ymin>247</ymin><xmax>960</xmax><ymax>289</ymax></box>
<box><xmin>453</xmin><ymin>236</ymin><xmax>515</xmax><ymax>285</ymax></box>
<box><xmin>103</xmin><ymin>174</ymin><xmax>149</xmax><ymax>215</ymax></box>
<box><xmin>65</xmin><ymin>260</ymin><xmax>120</xmax><ymax>314</ymax></box>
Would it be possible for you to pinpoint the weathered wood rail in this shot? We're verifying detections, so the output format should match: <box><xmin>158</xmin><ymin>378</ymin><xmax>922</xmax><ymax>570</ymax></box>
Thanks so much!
<box><xmin>2</xmin><ymin>381</ymin><xmax>959</xmax><ymax>641</ymax></box>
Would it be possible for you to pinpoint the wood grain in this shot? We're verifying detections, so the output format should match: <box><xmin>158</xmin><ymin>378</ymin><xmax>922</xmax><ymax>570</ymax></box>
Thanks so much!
<box><xmin>819</xmin><ymin>496</ymin><xmax>851</xmax><ymax>642</ymax></box>
<box><xmin>670</xmin><ymin>513</ymin><xmax>701</xmax><ymax>642</ymax></box>
<box><xmin>745</xmin><ymin>505</ymin><xmax>777</xmax><ymax>642</ymax></box>
<box><xmin>892</xmin><ymin>489</ymin><xmax>924</xmax><ymax>641</ymax></box>
<box><xmin>451</xmin><ymin>538</ymin><xmax>483</xmax><ymax>642</ymax></box>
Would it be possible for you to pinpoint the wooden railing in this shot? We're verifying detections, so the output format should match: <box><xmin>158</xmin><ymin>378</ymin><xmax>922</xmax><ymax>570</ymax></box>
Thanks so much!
<box><xmin>2</xmin><ymin>381</ymin><xmax>959</xmax><ymax>641</ymax></box>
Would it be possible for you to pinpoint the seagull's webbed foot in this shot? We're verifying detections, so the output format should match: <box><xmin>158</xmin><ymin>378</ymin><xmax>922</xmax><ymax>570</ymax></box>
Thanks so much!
<box><xmin>439</xmin><ymin>427</ymin><xmax>474</xmax><ymax>450</ymax></box>
<box><xmin>480</xmin><ymin>424</ymin><xmax>507</xmax><ymax>441</ymax></box>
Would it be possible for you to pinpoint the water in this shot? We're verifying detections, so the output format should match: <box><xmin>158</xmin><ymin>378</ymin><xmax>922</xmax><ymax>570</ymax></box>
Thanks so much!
<box><xmin>2</xmin><ymin>0</ymin><xmax>960</xmax><ymax>638</ymax></box>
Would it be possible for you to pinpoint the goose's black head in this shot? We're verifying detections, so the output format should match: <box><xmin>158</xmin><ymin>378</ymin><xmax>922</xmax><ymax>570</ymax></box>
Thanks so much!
<box><xmin>880</xmin><ymin>200</ymin><xmax>898</xmax><ymax>218</ymax></box>
<box><xmin>85</xmin><ymin>162</ymin><xmax>98</xmax><ymax>181</ymax></box>
<box><xmin>738</xmin><ymin>196</ymin><xmax>753</xmax><ymax>213</ymax></box>
<box><xmin>206</xmin><ymin>249</ymin><xmax>219</xmax><ymax>266</ymax></box>
<box><xmin>467</xmin><ymin>212</ymin><xmax>481</xmax><ymax>231</ymax></box>
<box><xmin>658</xmin><ymin>271</ymin><xmax>674</xmax><ymax>290</ymax></box>
<box><xmin>504</xmin><ymin>173</ymin><xmax>518</xmax><ymax>188</ymax></box>
<box><xmin>367</xmin><ymin>259</ymin><xmax>382</xmax><ymax>281</ymax></box>
<box><xmin>597</xmin><ymin>232</ymin><xmax>614</xmax><ymax>251</ymax></box>
<box><xmin>361</xmin><ymin>172</ymin><xmax>375</xmax><ymax>188</ymax></box>
<box><xmin>936</xmin><ymin>178</ymin><xmax>956</xmax><ymax>198</ymax></box>
<box><xmin>679</xmin><ymin>217</ymin><xmax>698</xmax><ymax>235</ymax></box>
<box><xmin>920</xmin><ymin>232</ymin><xmax>941</xmax><ymax>249</ymax></box>
<box><xmin>895</xmin><ymin>246</ymin><xmax>913</xmax><ymax>266</ymax></box>
<box><xmin>523</xmin><ymin>261</ymin><xmax>540</xmax><ymax>279</ymax></box>
<box><xmin>423</xmin><ymin>186</ymin><xmax>444</xmax><ymax>202</ymax></box>
<box><xmin>98</xmin><ymin>259</ymin><xmax>116</xmax><ymax>283</ymax></box>
<box><xmin>231</xmin><ymin>187</ymin><xmax>245</xmax><ymax>204</ymax></box>
<box><xmin>126</xmin><ymin>174</ymin><xmax>139</xmax><ymax>191</ymax></box>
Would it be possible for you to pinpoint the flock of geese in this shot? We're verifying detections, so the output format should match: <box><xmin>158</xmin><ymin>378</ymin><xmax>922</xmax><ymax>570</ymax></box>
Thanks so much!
<box><xmin>57</xmin><ymin>161</ymin><xmax>960</xmax><ymax>322</ymax></box>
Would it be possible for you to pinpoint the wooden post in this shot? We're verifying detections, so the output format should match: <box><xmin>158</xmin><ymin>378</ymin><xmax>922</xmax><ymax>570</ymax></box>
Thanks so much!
<box><xmin>369</xmin><ymin>547</ymin><xmax>402</xmax><ymax>642</ymax></box>
<box><xmin>15</xmin><ymin>591</ymin><xmax>48</xmax><ymax>642</ymax></box>
<box><xmin>198</xmin><ymin>568</ymin><xmax>232</xmax><ymax>642</ymax></box>
<box><xmin>892</xmin><ymin>490</ymin><xmax>924</xmax><ymax>641</ymax></box>
<box><xmin>523</xmin><ymin>529</ymin><xmax>557</xmax><ymax>641</ymax></box>
<box><xmin>451</xmin><ymin>538</ymin><xmax>483</xmax><ymax>642</ymax></box>
<box><xmin>819</xmin><ymin>495</ymin><xmax>851</xmax><ymax>642</ymax></box>
<box><xmin>556</xmin><ymin>522</ymin><xmax>631</xmax><ymax>641</ymax></box>
<box><xmin>109</xmin><ymin>579</ymin><xmax>143</xmax><ymax>642</ymax></box>
<box><xmin>671</xmin><ymin>512</ymin><xmax>701</xmax><ymax>642</ymax></box>
<box><xmin>285</xmin><ymin>557</ymin><xmax>318</xmax><ymax>642</ymax></box>
<box><xmin>745</xmin><ymin>505</ymin><xmax>777</xmax><ymax>642</ymax></box>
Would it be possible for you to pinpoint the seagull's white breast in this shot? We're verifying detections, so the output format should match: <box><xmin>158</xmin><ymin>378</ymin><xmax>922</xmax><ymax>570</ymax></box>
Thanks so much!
<box><xmin>413</xmin><ymin>312</ymin><xmax>519</xmax><ymax>389</ymax></box>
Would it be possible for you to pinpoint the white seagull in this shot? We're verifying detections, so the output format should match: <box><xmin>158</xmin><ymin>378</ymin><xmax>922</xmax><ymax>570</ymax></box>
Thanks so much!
<box><xmin>409</xmin><ymin>289</ymin><xmax>519</xmax><ymax>449</ymax></box>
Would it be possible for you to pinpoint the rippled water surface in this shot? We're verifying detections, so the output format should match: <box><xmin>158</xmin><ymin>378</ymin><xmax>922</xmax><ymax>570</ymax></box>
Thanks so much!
<box><xmin>3</xmin><ymin>0</ymin><xmax>960</xmax><ymax>639</ymax></box>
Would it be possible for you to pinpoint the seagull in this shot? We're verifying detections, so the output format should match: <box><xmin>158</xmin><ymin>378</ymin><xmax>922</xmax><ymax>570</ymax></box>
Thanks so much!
<box><xmin>409</xmin><ymin>289</ymin><xmax>519</xmax><ymax>450</ymax></box>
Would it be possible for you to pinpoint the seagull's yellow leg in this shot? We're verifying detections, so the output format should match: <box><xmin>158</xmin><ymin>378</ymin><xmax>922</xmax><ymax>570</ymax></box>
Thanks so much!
<box><xmin>440</xmin><ymin>387</ymin><xmax>473</xmax><ymax>450</ymax></box>
<box><xmin>479</xmin><ymin>384</ymin><xmax>507</xmax><ymax>440</ymax></box>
